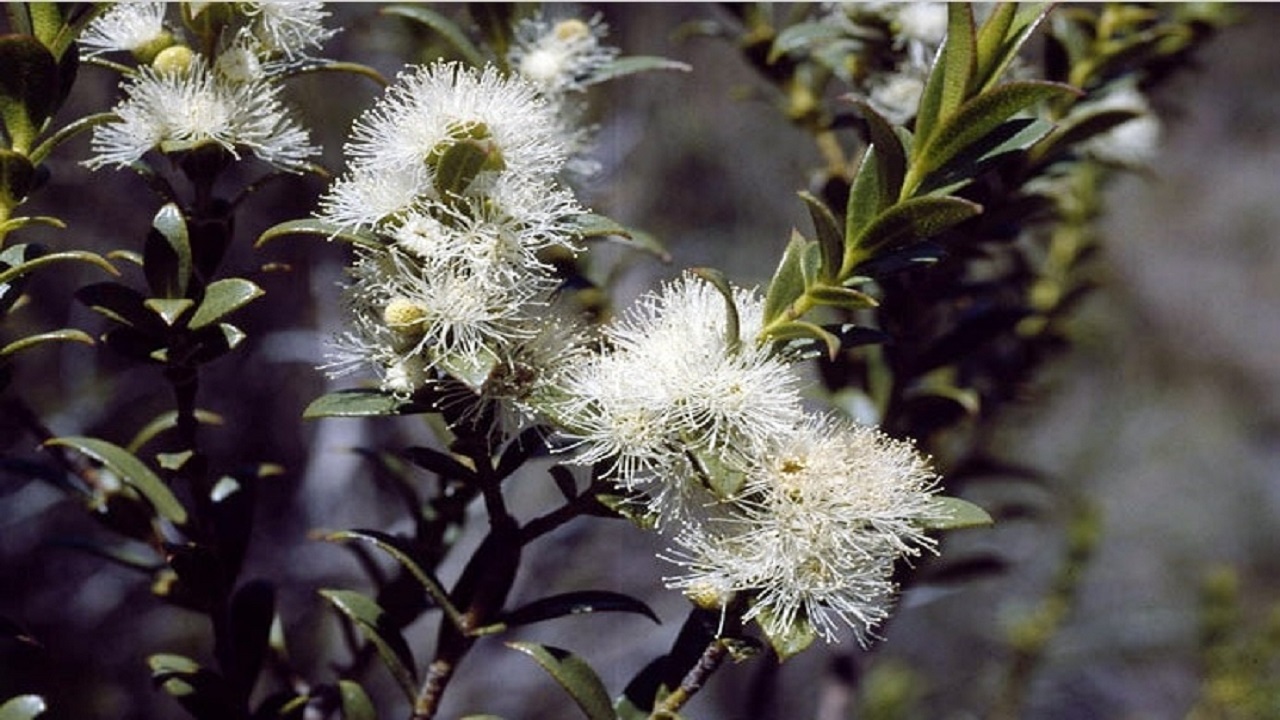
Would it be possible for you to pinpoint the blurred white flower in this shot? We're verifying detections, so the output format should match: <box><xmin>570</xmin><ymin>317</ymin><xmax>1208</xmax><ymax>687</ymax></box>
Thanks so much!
<box><xmin>79</xmin><ymin>1</ymin><xmax>171</xmax><ymax>61</ymax></box>
<box><xmin>1080</xmin><ymin>82</ymin><xmax>1163</xmax><ymax>168</ymax></box>
<box><xmin>666</xmin><ymin>414</ymin><xmax>940</xmax><ymax>644</ymax></box>
<box><xmin>559</xmin><ymin>273</ymin><xmax>806</xmax><ymax>519</ymax></box>
<box><xmin>508</xmin><ymin>14</ymin><xmax>619</xmax><ymax>96</ymax></box>
<box><xmin>868</xmin><ymin>67</ymin><xmax>927</xmax><ymax>125</ymax></box>
<box><xmin>240</xmin><ymin>1</ymin><xmax>338</xmax><ymax>62</ymax></box>
<box><xmin>85</xmin><ymin>57</ymin><xmax>316</xmax><ymax>172</ymax></box>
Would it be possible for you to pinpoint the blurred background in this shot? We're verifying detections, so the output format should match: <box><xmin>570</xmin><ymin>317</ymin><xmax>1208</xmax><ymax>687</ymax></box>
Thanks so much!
<box><xmin>3</xmin><ymin>3</ymin><xmax>1280</xmax><ymax>719</ymax></box>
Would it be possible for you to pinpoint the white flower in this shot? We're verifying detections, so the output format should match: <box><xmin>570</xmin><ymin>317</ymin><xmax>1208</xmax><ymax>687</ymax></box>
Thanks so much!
<box><xmin>85</xmin><ymin>57</ymin><xmax>317</xmax><ymax>172</ymax></box>
<box><xmin>1080</xmin><ymin>82</ymin><xmax>1162</xmax><ymax>168</ymax></box>
<box><xmin>79</xmin><ymin>2</ymin><xmax>171</xmax><ymax>60</ymax></box>
<box><xmin>239</xmin><ymin>1</ymin><xmax>338</xmax><ymax>62</ymax></box>
<box><xmin>867</xmin><ymin>67</ymin><xmax>927</xmax><ymax>125</ymax></box>
<box><xmin>508</xmin><ymin>13</ymin><xmax>620</xmax><ymax>96</ymax></box>
<box><xmin>326</xmin><ymin>62</ymin><xmax>568</xmax><ymax>213</ymax></box>
<box><xmin>665</xmin><ymin>414</ymin><xmax>941</xmax><ymax>644</ymax></box>
<box><xmin>558</xmin><ymin>273</ymin><xmax>807</xmax><ymax>519</ymax></box>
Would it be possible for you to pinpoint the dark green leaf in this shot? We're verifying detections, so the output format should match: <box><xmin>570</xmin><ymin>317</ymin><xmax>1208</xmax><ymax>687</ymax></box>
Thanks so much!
<box><xmin>845</xmin><ymin>146</ymin><xmax>886</xmax><ymax>252</ymax></box>
<box><xmin>189</xmin><ymin>278</ymin><xmax>263</xmax><ymax>329</ymax></box>
<box><xmin>0</xmin><ymin>328</ymin><xmax>93</xmax><ymax>357</ymax></box>
<box><xmin>433</xmin><ymin>138</ymin><xmax>490</xmax><ymax>198</ymax></box>
<box><xmin>255</xmin><ymin>218</ymin><xmax>382</xmax><ymax>250</ymax></box>
<box><xmin>690</xmin><ymin>267</ymin><xmax>740</xmax><ymax>351</ymax></box>
<box><xmin>0</xmin><ymin>695</ymin><xmax>46</xmax><ymax>720</ymax></box>
<box><xmin>225</xmin><ymin>580</ymin><xmax>275</xmax><ymax>702</ymax></box>
<box><xmin>127</xmin><ymin>409</ymin><xmax>224</xmax><ymax>453</ymax></box>
<box><xmin>0</xmin><ymin>249</ymin><xmax>117</xmax><ymax>286</ymax></box>
<box><xmin>798</xmin><ymin>191</ymin><xmax>841</xmax><ymax>283</ymax></box>
<box><xmin>564</xmin><ymin>213</ymin><xmax>671</xmax><ymax>262</ymax></box>
<box><xmin>144</xmin><ymin>298</ymin><xmax>194</xmax><ymax>326</ymax></box>
<box><xmin>922</xmin><ymin>496</ymin><xmax>994</xmax><ymax>530</ymax></box>
<box><xmin>144</xmin><ymin>203</ymin><xmax>192</xmax><ymax>299</ymax></box>
<box><xmin>848</xmin><ymin>196</ymin><xmax>980</xmax><ymax>263</ymax></box>
<box><xmin>45</xmin><ymin>437</ymin><xmax>187</xmax><ymax>524</ymax></box>
<box><xmin>915</xmin><ymin>81</ymin><xmax>1079</xmax><ymax>185</ymax></box>
<box><xmin>503</xmin><ymin>591</ymin><xmax>660</xmax><ymax>628</ymax></box>
<box><xmin>148</xmin><ymin>653</ymin><xmax>239</xmax><ymax>720</ymax></box>
<box><xmin>302</xmin><ymin>389</ymin><xmax>431</xmax><ymax>418</ymax></box>
<box><xmin>319</xmin><ymin>589</ymin><xmax>418</xmax><ymax>703</ymax></box>
<box><xmin>0</xmin><ymin>35</ymin><xmax>58</xmax><ymax>152</ymax></box>
<box><xmin>0</xmin><ymin>148</ymin><xmax>36</xmax><ymax>210</ymax></box>
<box><xmin>764</xmin><ymin>320</ymin><xmax>841</xmax><ymax>360</ymax></box>
<box><xmin>976</xmin><ymin>4</ymin><xmax>1052</xmax><ymax>93</ymax></box>
<box><xmin>763</xmin><ymin>231</ymin><xmax>810</xmax><ymax>326</ymax></box>
<box><xmin>0</xmin><ymin>215</ymin><xmax>65</xmax><ymax>235</ymax></box>
<box><xmin>1029</xmin><ymin>107</ymin><xmax>1143</xmax><ymax>167</ymax></box>
<box><xmin>337</xmin><ymin>681</ymin><xmax>375</xmax><ymax>720</ymax></box>
<box><xmin>506</xmin><ymin>642</ymin><xmax>615</xmax><ymax>720</ymax></box>
<box><xmin>920</xmin><ymin>117</ymin><xmax>1056</xmax><ymax>195</ymax></box>
<box><xmin>468</xmin><ymin>3</ymin><xmax>517</xmax><ymax>63</ymax></box>
<box><xmin>851</xmin><ymin>101</ymin><xmax>906</xmax><ymax>205</ymax></box>
<box><xmin>767</xmin><ymin>21</ymin><xmax>843</xmax><ymax>63</ymax></box>
<box><xmin>325</xmin><ymin>529</ymin><xmax>463</xmax><ymax>630</ymax></box>
<box><xmin>76</xmin><ymin>281</ymin><xmax>155</xmax><ymax>328</ymax></box>
<box><xmin>381</xmin><ymin>5</ymin><xmax>486</xmax><ymax>66</ymax></box>
<box><xmin>591</xmin><ymin>56</ymin><xmax>691</xmax><ymax>84</ymax></box>
<box><xmin>806</xmin><ymin>284</ymin><xmax>878</xmax><ymax>310</ymax></box>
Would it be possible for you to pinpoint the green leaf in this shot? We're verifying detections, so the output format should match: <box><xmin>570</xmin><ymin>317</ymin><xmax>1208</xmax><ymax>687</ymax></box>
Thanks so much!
<box><xmin>302</xmin><ymin>389</ymin><xmax>431</xmax><ymax>418</ymax></box>
<box><xmin>127</xmin><ymin>409</ymin><xmax>224</xmax><ymax>453</ymax></box>
<box><xmin>845</xmin><ymin>145</ymin><xmax>887</xmax><ymax>247</ymax></box>
<box><xmin>564</xmin><ymin>213</ymin><xmax>671</xmax><ymax>262</ymax></box>
<box><xmin>144</xmin><ymin>298</ymin><xmax>194</xmax><ymax>326</ymax></box>
<box><xmin>145</xmin><ymin>203</ymin><xmax>193</xmax><ymax>299</ymax></box>
<box><xmin>847</xmin><ymin>196</ymin><xmax>981</xmax><ymax>266</ymax></box>
<box><xmin>920</xmin><ymin>117</ymin><xmax>1056</xmax><ymax>196</ymax></box>
<box><xmin>922</xmin><ymin>496</ymin><xmax>994</xmax><ymax>530</ymax></box>
<box><xmin>1028</xmin><ymin>107</ymin><xmax>1143</xmax><ymax>167</ymax></box>
<box><xmin>0</xmin><ymin>249</ymin><xmax>117</xmax><ymax>286</ymax></box>
<box><xmin>754</xmin><ymin>606</ymin><xmax>817</xmax><ymax>661</ymax></box>
<box><xmin>764</xmin><ymin>320</ymin><xmax>842</xmax><ymax>360</ymax></box>
<box><xmin>381</xmin><ymin>5</ymin><xmax>486</xmax><ymax>66</ymax></box>
<box><xmin>437</xmin><ymin>343</ymin><xmax>499</xmax><ymax>392</ymax></box>
<box><xmin>850</xmin><ymin>101</ymin><xmax>906</xmax><ymax>206</ymax></box>
<box><xmin>590</xmin><ymin>56</ymin><xmax>691</xmax><ymax>84</ymax></box>
<box><xmin>45</xmin><ymin>436</ymin><xmax>187</xmax><ymax>524</ymax></box>
<box><xmin>806</xmin><ymin>284</ymin><xmax>878</xmax><ymax>311</ymax></box>
<box><xmin>325</xmin><ymin>530</ymin><xmax>464</xmax><ymax>631</ymax></box>
<box><xmin>506</xmin><ymin>642</ymin><xmax>615</xmax><ymax>720</ymax></box>
<box><xmin>797</xmin><ymin>192</ymin><xmax>841</xmax><ymax>283</ymax></box>
<box><xmin>337</xmin><ymin>680</ymin><xmax>375</xmax><ymax>720</ymax></box>
<box><xmin>76</xmin><ymin>281</ymin><xmax>155</xmax><ymax>328</ymax></box>
<box><xmin>502</xmin><ymin>591</ymin><xmax>660</xmax><ymax>629</ymax></box>
<box><xmin>188</xmin><ymin>278</ymin><xmax>263</xmax><ymax>329</ymax></box>
<box><xmin>915</xmin><ymin>81</ymin><xmax>1079</xmax><ymax>184</ymax></box>
<box><xmin>690</xmin><ymin>267</ymin><xmax>740</xmax><ymax>351</ymax></box>
<box><xmin>0</xmin><ymin>328</ymin><xmax>93</xmax><ymax>357</ymax></box>
<box><xmin>0</xmin><ymin>695</ymin><xmax>46</xmax><ymax>720</ymax></box>
<box><xmin>762</xmin><ymin>231</ymin><xmax>809</xmax><ymax>326</ymax></box>
<box><xmin>940</xmin><ymin>4</ymin><xmax>976</xmax><ymax>120</ymax></box>
<box><xmin>318</xmin><ymin>589</ymin><xmax>418</xmax><ymax>703</ymax></box>
<box><xmin>401</xmin><ymin>446</ymin><xmax>477</xmax><ymax>482</ymax></box>
<box><xmin>767</xmin><ymin>21</ymin><xmax>844</xmax><ymax>63</ymax></box>
<box><xmin>255</xmin><ymin>218</ymin><xmax>383</xmax><ymax>250</ymax></box>
<box><xmin>433</xmin><ymin>138</ymin><xmax>490</xmax><ymax>198</ymax></box>
<box><xmin>0</xmin><ymin>148</ymin><xmax>36</xmax><ymax>211</ymax></box>
<box><xmin>148</xmin><ymin>653</ymin><xmax>239</xmax><ymax>720</ymax></box>
<box><xmin>0</xmin><ymin>35</ymin><xmax>59</xmax><ymax>153</ymax></box>
<box><xmin>0</xmin><ymin>216</ymin><xmax>66</xmax><ymax>236</ymax></box>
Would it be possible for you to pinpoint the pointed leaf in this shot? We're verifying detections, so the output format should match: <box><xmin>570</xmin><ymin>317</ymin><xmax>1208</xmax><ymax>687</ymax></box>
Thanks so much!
<box><xmin>845</xmin><ymin>146</ymin><xmax>887</xmax><ymax>247</ymax></box>
<box><xmin>188</xmin><ymin>278</ymin><xmax>263</xmax><ymax>329</ymax></box>
<box><xmin>848</xmin><ymin>196</ymin><xmax>980</xmax><ymax>264</ymax></box>
<box><xmin>850</xmin><ymin>101</ymin><xmax>906</xmax><ymax>205</ymax></box>
<box><xmin>401</xmin><ymin>446</ymin><xmax>476</xmax><ymax>482</ymax></box>
<box><xmin>146</xmin><ymin>203</ymin><xmax>192</xmax><ymax>298</ymax></box>
<box><xmin>127</xmin><ymin>409</ymin><xmax>224</xmax><ymax>453</ymax></box>
<box><xmin>506</xmin><ymin>642</ymin><xmax>615</xmax><ymax>720</ymax></box>
<box><xmin>806</xmin><ymin>284</ymin><xmax>878</xmax><ymax>310</ymax></box>
<box><xmin>325</xmin><ymin>530</ymin><xmax>464</xmax><ymax>630</ymax></box>
<box><xmin>503</xmin><ymin>591</ymin><xmax>660</xmax><ymax>628</ymax></box>
<box><xmin>591</xmin><ymin>56</ymin><xmax>691</xmax><ymax>84</ymax></box>
<box><xmin>337</xmin><ymin>680</ymin><xmax>375</xmax><ymax>720</ymax></box>
<box><xmin>973</xmin><ymin>4</ymin><xmax>1051</xmax><ymax>93</ymax></box>
<box><xmin>1028</xmin><ymin>107</ymin><xmax>1144</xmax><ymax>167</ymax></box>
<box><xmin>0</xmin><ymin>695</ymin><xmax>46</xmax><ymax>720</ymax></box>
<box><xmin>302</xmin><ymin>389</ymin><xmax>431</xmax><ymax>418</ymax></box>
<box><xmin>940</xmin><ymin>4</ymin><xmax>976</xmax><ymax>119</ymax></box>
<box><xmin>798</xmin><ymin>191</ymin><xmax>841</xmax><ymax>283</ymax></box>
<box><xmin>763</xmin><ymin>231</ymin><xmax>810</xmax><ymax>325</ymax></box>
<box><xmin>564</xmin><ymin>213</ymin><xmax>671</xmax><ymax>262</ymax></box>
<box><xmin>754</xmin><ymin>606</ymin><xmax>817</xmax><ymax>661</ymax></box>
<box><xmin>0</xmin><ymin>328</ymin><xmax>93</xmax><ymax>357</ymax></box>
<box><xmin>44</xmin><ymin>437</ymin><xmax>187</xmax><ymax>524</ymax></box>
<box><xmin>75</xmin><ymin>281</ymin><xmax>155</xmax><ymax>328</ymax></box>
<box><xmin>255</xmin><ymin>218</ymin><xmax>383</xmax><ymax>250</ymax></box>
<box><xmin>381</xmin><ymin>5</ymin><xmax>486</xmax><ymax>66</ymax></box>
<box><xmin>144</xmin><ymin>298</ymin><xmax>194</xmax><ymax>326</ymax></box>
<box><xmin>916</xmin><ymin>81</ymin><xmax>1079</xmax><ymax>181</ymax></box>
<box><xmin>764</xmin><ymin>320</ymin><xmax>841</xmax><ymax>360</ymax></box>
<box><xmin>768</xmin><ymin>21</ymin><xmax>844</xmax><ymax>63</ymax></box>
<box><xmin>0</xmin><ymin>249</ymin><xmax>117</xmax><ymax>286</ymax></box>
<box><xmin>0</xmin><ymin>35</ymin><xmax>58</xmax><ymax>153</ymax></box>
<box><xmin>921</xmin><ymin>117</ymin><xmax>1056</xmax><ymax>195</ymax></box>
<box><xmin>921</xmin><ymin>496</ymin><xmax>994</xmax><ymax>530</ymax></box>
<box><xmin>690</xmin><ymin>267</ymin><xmax>740</xmax><ymax>351</ymax></box>
<box><xmin>318</xmin><ymin>589</ymin><xmax>418</xmax><ymax>703</ymax></box>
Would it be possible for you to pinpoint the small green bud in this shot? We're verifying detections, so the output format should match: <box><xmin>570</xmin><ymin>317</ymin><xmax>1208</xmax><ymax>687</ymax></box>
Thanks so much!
<box><xmin>152</xmin><ymin>45</ymin><xmax>195</xmax><ymax>75</ymax></box>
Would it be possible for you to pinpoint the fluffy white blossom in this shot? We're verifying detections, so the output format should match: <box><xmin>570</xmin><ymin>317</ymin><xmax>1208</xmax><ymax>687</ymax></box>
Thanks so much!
<box><xmin>508</xmin><ymin>13</ymin><xmax>619</xmax><ymax>96</ymax></box>
<box><xmin>79</xmin><ymin>2</ymin><xmax>171</xmax><ymax>60</ymax></box>
<box><xmin>85</xmin><ymin>57</ymin><xmax>317</xmax><ymax>171</ymax></box>
<box><xmin>558</xmin><ymin>273</ymin><xmax>806</xmax><ymax>520</ymax></box>
<box><xmin>240</xmin><ymin>1</ymin><xmax>339</xmax><ymax>62</ymax></box>
<box><xmin>665</xmin><ymin>414</ymin><xmax>941</xmax><ymax>644</ymax></box>
<box><xmin>1080</xmin><ymin>82</ymin><xmax>1163</xmax><ymax>167</ymax></box>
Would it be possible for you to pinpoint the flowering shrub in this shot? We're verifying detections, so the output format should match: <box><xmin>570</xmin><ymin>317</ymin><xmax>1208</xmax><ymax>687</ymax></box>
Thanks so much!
<box><xmin>0</xmin><ymin>3</ymin><xmax>1235</xmax><ymax>719</ymax></box>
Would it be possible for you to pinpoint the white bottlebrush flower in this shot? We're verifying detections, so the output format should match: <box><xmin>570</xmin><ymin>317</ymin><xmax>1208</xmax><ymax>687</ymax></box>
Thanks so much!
<box><xmin>85</xmin><ymin>57</ymin><xmax>317</xmax><ymax>172</ymax></box>
<box><xmin>79</xmin><ymin>1</ymin><xmax>171</xmax><ymax>61</ymax></box>
<box><xmin>665</xmin><ymin>413</ymin><xmax>941</xmax><ymax>644</ymax></box>
<box><xmin>508</xmin><ymin>13</ymin><xmax>620</xmax><ymax>96</ymax></box>
<box><xmin>239</xmin><ymin>1</ymin><xmax>339</xmax><ymax>62</ymax></box>
<box><xmin>323</xmin><ymin>62</ymin><xmax>569</xmax><ymax>222</ymax></box>
<box><xmin>558</xmin><ymin>273</ymin><xmax>807</xmax><ymax>519</ymax></box>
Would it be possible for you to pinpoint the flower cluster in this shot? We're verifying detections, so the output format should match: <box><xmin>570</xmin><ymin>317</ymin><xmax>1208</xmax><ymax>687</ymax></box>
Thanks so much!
<box><xmin>557</xmin><ymin>273</ymin><xmax>943</xmax><ymax>643</ymax></box>
<box><xmin>320</xmin><ymin>61</ymin><xmax>586</xmax><ymax>434</ymax></box>
<box><xmin>82</xmin><ymin>1</ymin><xmax>335</xmax><ymax>172</ymax></box>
